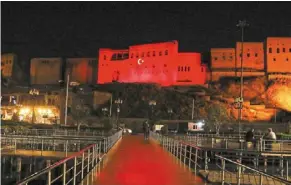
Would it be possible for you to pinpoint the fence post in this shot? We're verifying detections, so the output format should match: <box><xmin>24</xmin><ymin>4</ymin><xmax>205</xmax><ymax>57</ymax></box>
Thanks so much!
<box><xmin>47</xmin><ymin>169</ymin><xmax>51</xmax><ymax>185</ymax></box>
<box><xmin>286</xmin><ymin>160</ymin><xmax>289</xmax><ymax>181</ymax></box>
<box><xmin>194</xmin><ymin>148</ymin><xmax>198</xmax><ymax>176</ymax></box>
<box><xmin>204</xmin><ymin>151</ymin><xmax>208</xmax><ymax>171</ymax></box>
<box><xmin>81</xmin><ymin>152</ymin><xmax>85</xmax><ymax>179</ymax></box>
<box><xmin>92</xmin><ymin>145</ymin><xmax>95</xmax><ymax>168</ymax></box>
<box><xmin>73</xmin><ymin>156</ymin><xmax>77</xmax><ymax>185</ymax></box>
<box><xmin>63</xmin><ymin>162</ymin><xmax>66</xmax><ymax>185</ymax></box>
<box><xmin>259</xmin><ymin>174</ymin><xmax>263</xmax><ymax>185</ymax></box>
<box><xmin>189</xmin><ymin>147</ymin><xmax>192</xmax><ymax>169</ymax></box>
<box><xmin>179</xmin><ymin>143</ymin><xmax>182</xmax><ymax>159</ymax></box>
<box><xmin>222</xmin><ymin>159</ymin><xmax>225</xmax><ymax>185</ymax></box>
<box><xmin>87</xmin><ymin>148</ymin><xmax>90</xmax><ymax>173</ymax></box>
<box><xmin>237</xmin><ymin>163</ymin><xmax>242</xmax><ymax>185</ymax></box>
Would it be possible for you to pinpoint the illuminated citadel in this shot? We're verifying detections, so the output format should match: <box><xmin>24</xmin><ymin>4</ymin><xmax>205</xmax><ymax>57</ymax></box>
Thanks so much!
<box><xmin>1</xmin><ymin>37</ymin><xmax>291</xmax><ymax>86</ymax></box>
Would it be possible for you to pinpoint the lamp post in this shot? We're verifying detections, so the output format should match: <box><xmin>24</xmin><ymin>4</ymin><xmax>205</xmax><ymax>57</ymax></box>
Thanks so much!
<box><xmin>149</xmin><ymin>100</ymin><xmax>157</xmax><ymax>120</ymax></box>
<box><xmin>114</xmin><ymin>98</ymin><xmax>123</xmax><ymax>130</ymax></box>
<box><xmin>168</xmin><ymin>108</ymin><xmax>173</xmax><ymax>120</ymax></box>
<box><xmin>236</xmin><ymin>20</ymin><xmax>249</xmax><ymax>138</ymax></box>
<box><xmin>29</xmin><ymin>89</ymin><xmax>39</xmax><ymax>124</ymax></box>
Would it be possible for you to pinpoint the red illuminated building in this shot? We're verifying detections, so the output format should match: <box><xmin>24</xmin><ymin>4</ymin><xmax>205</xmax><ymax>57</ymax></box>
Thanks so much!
<box><xmin>97</xmin><ymin>41</ymin><xmax>207</xmax><ymax>86</ymax></box>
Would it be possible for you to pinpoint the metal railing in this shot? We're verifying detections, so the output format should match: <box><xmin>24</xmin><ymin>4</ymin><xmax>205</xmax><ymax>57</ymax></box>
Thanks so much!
<box><xmin>150</xmin><ymin>132</ymin><xmax>291</xmax><ymax>185</ymax></box>
<box><xmin>17</xmin><ymin>130</ymin><xmax>122</xmax><ymax>185</ymax></box>
<box><xmin>2</xmin><ymin>129</ymin><xmax>106</xmax><ymax>137</ymax></box>
<box><xmin>173</xmin><ymin>134</ymin><xmax>291</xmax><ymax>152</ymax></box>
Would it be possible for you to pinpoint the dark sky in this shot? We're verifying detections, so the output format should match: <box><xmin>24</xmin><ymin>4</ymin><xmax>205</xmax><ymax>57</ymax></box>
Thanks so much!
<box><xmin>2</xmin><ymin>2</ymin><xmax>291</xmax><ymax>62</ymax></box>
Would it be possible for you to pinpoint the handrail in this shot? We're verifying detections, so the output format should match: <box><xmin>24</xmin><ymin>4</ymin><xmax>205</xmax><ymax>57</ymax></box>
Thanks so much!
<box><xmin>150</xmin><ymin>131</ymin><xmax>291</xmax><ymax>185</ymax></box>
<box><xmin>17</xmin><ymin>130</ymin><xmax>122</xmax><ymax>185</ymax></box>
<box><xmin>215</xmin><ymin>154</ymin><xmax>291</xmax><ymax>184</ymax></box>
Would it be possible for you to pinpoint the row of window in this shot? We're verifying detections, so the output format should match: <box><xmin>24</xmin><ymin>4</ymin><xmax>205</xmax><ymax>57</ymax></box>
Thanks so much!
<box><xmin>273</xmin><ymin>58</ymin><xmax>289</xmax><ymax>62</ymax></box>
<box><xmin>178</xmin><ymin>66</ymin><xmax>191</xmax><ymax>72</ymax></box>
<box><xmin>105</xmin><ymin>50</ymin><xmax>169</xmax><ymax>61</ymax></box>
<box><xmin>213</xmin><ymin>53</ymin><xmax>260</xmax><ymax>61</ymax></box>
<box><xmin>269</xmin><ymin>48</ymin><xmax>291</xmax><ymax>53</ymax></box>
<box><xmin>1</xmin><ymin>60</ymin><xmax>12</xmax><ymax>65</ymax></box>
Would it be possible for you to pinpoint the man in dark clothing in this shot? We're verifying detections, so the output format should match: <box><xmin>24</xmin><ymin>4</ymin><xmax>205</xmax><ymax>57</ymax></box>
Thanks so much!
<box><xmin>245</xmin><ymin>129</ymin><xmax>256</xmax><ymax>149</ymax></box>
<box><xmin>143</xmin><ymin>120</ymin><xmax>150</xmax><ymax>140</ymax></box>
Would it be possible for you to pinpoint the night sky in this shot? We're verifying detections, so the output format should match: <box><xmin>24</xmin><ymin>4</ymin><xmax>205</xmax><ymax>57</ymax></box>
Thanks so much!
<box><xmin>2</xmin><ymin>2</ymin><xmax>291</xmax><ymax>64</ymax></box>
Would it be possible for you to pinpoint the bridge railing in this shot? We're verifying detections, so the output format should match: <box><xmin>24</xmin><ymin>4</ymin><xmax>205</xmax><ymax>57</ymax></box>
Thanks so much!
<box><xmin>16</xmin><ymin>130</ymin><xmax>122</xmax><ymax>185</ymax></box>
<box><xmin>173</xmin><ymin>135</ymin><xmax>291</xmax><ymax>152</ymax></box>
<box><xmin>151</xmin><ymin>132</ymin><xmax>291</xmax><ymax>185</ymax></box>
<box><xmin>2</xmin><ymin>129</ymin><xmax>106</xmax><ymax>137</ymax></box>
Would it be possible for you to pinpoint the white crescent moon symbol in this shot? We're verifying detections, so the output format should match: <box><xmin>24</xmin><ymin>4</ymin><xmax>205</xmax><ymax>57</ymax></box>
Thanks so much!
<box><xmin>137</xmin><ymin>58</ymin><xmax>144</xmax><ymax>65</ymax></box>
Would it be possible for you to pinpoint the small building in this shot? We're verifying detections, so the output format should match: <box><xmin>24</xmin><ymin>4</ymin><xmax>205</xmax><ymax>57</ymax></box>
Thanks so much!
<box><xmin>1</xmin><ymin>53</ymin><xmax>17</xmax><ymax>78</ymax></box>
<box><xmin>30</xmin><ymin>58</ymin><xmax>62</xmax><ymax>85</ymax></box>
<box><xmin>235</xmin><ymin>42</ymin><xmax>264</xmax><ymax>71</ymax></box>
<box><xmin>65</xmin><ymin>58</ymin><xmax>97</xmax><ymax>84</ymax></box>
<box><xmin>210</xmin><ymin>48</ymin><xmax>236</xmax><ymax>70</ymax></box>
<box><xmin>266</xmin><ymin>37</ymin><xmax>291</xmax><ymax>74</ymax></box>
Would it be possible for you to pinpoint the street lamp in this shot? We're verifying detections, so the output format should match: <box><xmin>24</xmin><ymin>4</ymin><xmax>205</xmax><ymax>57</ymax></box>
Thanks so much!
<box><xmin>149</xmin><ymin>100</ymin><xmax>157</xmax><ymax>120</ymax></box>
<box><xmin>29</xmin><ymin>89</ymin><xmax>39</xmax><ymax>124</ymax></box>
<box><xmin>114</xmin><ymin>98</ymin><xmax>123</xmax><ymax>129</ymax></box>
<box><xmin>236</xmin><ymin>20</ymin><xmax>249</xmax><ymax>138</ymax></box>
<box><xmin>168</xmin><ymin>108</ymin><xmax>173</xmax><ymax>120</ymax></box>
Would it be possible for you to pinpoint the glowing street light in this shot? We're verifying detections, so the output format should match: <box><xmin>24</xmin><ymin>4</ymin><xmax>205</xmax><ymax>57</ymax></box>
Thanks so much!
<box><xmin>29</xmin><ymin>89</ymin><xmax>40</xmax><ymax>124</ymax></box>
<box><xmin>114</xmin><ymin>98</ymin><xmax>123</xmax><ymax>129</ymax></box>
<box><xmin>168</xmin><ymin>108</ymin><xmax>173</xmax><ymax>120</ymax></box>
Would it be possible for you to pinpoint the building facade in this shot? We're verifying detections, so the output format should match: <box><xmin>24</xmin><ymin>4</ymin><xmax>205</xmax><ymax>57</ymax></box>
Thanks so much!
<box><xmin>236</xmin><ymin>42</ymin><xmax>264</xmax><ymax>71</ymax></box>
<box><xmin>211</xmin><ymin>48</ymin><xmax>236</xmax><ymax>70</ymax></box>
<box><xmin>98</xmin><ymin>40</ymin><xmax>207</xmax><ymax>86</ymax></box>
<box><xmin>30</xmin><ymin>58</ymin><xmax>63</xmax><ymax>85</ymax></box>
<box><xmin>65</xmin><ymin>58</ymin><xmax>97</xmax><ymax>84</ymax></box>
<box><xmin>266</xmin><ymin>37</ymin><xmax>291</xmax><ymax>74</ymax></box>
<box><xmin>1</xmin><ymin>53</ymin><xmax>17</xmax><ymax>78</ymax></box>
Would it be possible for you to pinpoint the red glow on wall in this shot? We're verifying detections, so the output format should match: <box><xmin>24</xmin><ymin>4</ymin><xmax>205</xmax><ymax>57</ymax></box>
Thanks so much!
<box><xmin>97</xmin><ymin>41</ymin><xmax>207</xmax><ymax>86</ymax></box>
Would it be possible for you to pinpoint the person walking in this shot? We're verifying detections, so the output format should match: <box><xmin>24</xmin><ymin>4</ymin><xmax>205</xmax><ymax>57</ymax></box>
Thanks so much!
<box><xmin>143</xmin><ymin>120</ymin><xmax>150</xmax><ymax>141</ymax></box>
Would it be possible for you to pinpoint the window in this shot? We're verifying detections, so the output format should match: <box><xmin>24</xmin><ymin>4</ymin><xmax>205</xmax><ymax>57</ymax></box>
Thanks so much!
<box><xmin>147</xmin><ymin>52</ymin><xmax>150</xmax><ymax>57</ymax></box>
<box><xmin>136</xmin><ymin>53</ymin><xmax>139</xmax><ymax>58</ymax></box>
<box><xmin>283</xmin><ymin>48</ymin><xmax>286</xmax><ymax>53</ymax></box>
<box><xmin>131</xmin><ymin>53</ymin><xmax>134</xmax><ymax>58</ymax></box>
<box><xmin>289</xmin><ymin>48</ymin><xmax>291</xmax><ymax>53</ymax></box>
<box><xmin>239</xmin><ymin>53</ymin><xmax>242</xmax><ymax>58</ymax></box>
<box><xmin>111</xmin><ymin>54</ymin><xmax>117</xmax><ymax>60</ymax></box>
<box><xmin>214</xmin><ymin>57</ymin><xmax>218</xmax><ymax>61</ymax></box>
<box><xmin>159</xmin><ymin>51</ymin><xmax>162</xmax><ymax>56</ymax></box>
<box><xmin>193</xmin><ymin>125</ymin><xmax>197</xmax><ymax>130</ymax></box>
<box><xmin>184</xmin><ymin>66</ymin><xmax>187</xmax><ymax>71</ymax></box>
<box><xmin>181</xmin><ymin>66</ymin><xmax>184</xmax><ymax>71</ymax></box>
<box><xmin>141</xmin><ymin>52</ymin><xmax>144</xmax><ymax>57</ymax></box>
<box><xmin>247</xmin><ymin>53</ymin><xmax>250</xmax><ymax>57</ymax></box>
<box><xmin>277</xmin><ymin>48</ymin><xmax>280</xmax><ymax>53</ymax></box>
<box><xmin>178</xmin><ymin>66</ymin><xmax>180</xmax><ymax>71</ymax></box>
<box><xmin>104</xmin><ymin>55</ymin><xmax>107</xmax><ymax>60</ymax></box>
<box><xmin>123</xmin><ymin>53</ymin><xmax>129</xmax><ymax>59</ymax></box>
<box><xmin>229</xmin><ymin>56</ymin><xmax>233</xmax><ymax>60</ymax></box>
<box><xmin>287</xmin><ymin>58</ymin><xmax>289</xmax><ymax>62</ymax></box>
<box><xmin>273</xmin><ymin>58</ymin><xmax>276</xmax><ymax>61</ymax></box>
<box><xmin>152</xmin><ymin>65</ymin><xmax>155</xmax><ymax>68</ymax></box>
<box><xmin>222</xmin><ymin>56</ymin><xmax>226</xmax><ymax>60</ymax></box>
<box><xmin>255</xmin><ymin>53</ymin><xmax>258</xmax><ymax>57</ymax></box>
<box><xmin>153</xmin><ymin>51</ymin><xmax>156</xmax><ymax>56</ymax></box>
<box><xmin>164</xmin><ymin>64</ymin><xmax>167</xmax><ymax>67</ymax></box>
<box><xmin>269</xmin><ymin>48</ymin><xmax>272</xmax><ymax>53</ymax></box>
<box><xmin>165</xmin><ymin>50</ymin><xmax>168</xmax><ymax>55</ymax></box>
<box><xmin>188</xmin><ymin>66</ymin><xmax>190</xmax><ymax>71</ymax></box>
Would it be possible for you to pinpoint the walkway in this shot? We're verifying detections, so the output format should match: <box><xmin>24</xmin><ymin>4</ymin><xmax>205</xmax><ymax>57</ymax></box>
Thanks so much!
<box><xmin>94</xmin><ymin>135</ymin><xmax>204</xmax><ymax>185</ymax></box>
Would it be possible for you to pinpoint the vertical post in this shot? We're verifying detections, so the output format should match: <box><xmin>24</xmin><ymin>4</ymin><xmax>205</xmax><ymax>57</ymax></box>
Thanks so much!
<box><xmin>109</xmin><ymin>95</ymin><xmax>112</xmax><ymax>117</ymax></box>
<box><xmin>73</xmin><ymin>156</ymin><xmax>77</xmax><ymax>185</ymax></box>
<box><xmin>222</xmin><ymin>159</ymin><xmax>225</xmax><ymax>185</ymax></box>
<box><xmin>259</xmin><ymin>174</ymin><xmax>263</xmax><ymax>185</ymax></box>
<box><xmin>179</xmin><ymin>143</ymin><xmax>182</xmax><ymax>159</ymax></box>
<box><xmin>47</xmin><ymin>170</ymin><xmax>51</xmax><ymax>185</ymax></box>
<box><xmin>280</xmin><ymin>156</ymin><xmax>284</xmax><ymax>177</ymax></box>
<box><xmin>87</xmin><ymin>149</ymin><xmax>90</xmax><ymax>173</ymax></box>
<box><xmin>237</xmin><ymin>164</ymin><xmax>242</xmax><ymax>185</ymax></box>
<box><xmin>64</xmin><ymin>74</ymin><xmax>69</xmax><ymax>126</ymax></box>
<box><xmin>63</xmin><ymin>162</ymin><xmax>66</xmax><ymax>185</ymax></box>
<box><xmin>81</xmin><ymin>152</ymin><xmax>85</xmax><ymax>179</ymax></box>
<box><xmin>204</xmin><ymin>151</ymin><xmax>208</xmax><ymax>171</ymax></box>
<box><xmin>184</xmin><ymin>145</ymin><xmax>187</xmax><ymax>164</ymax></box>
<box><xmin>286</xmin><ymin>160</ymin><xmax>289</xmax><ymax>181</ymax></box>
<box><xmin>92</xmin><ymin>145</ymin><xmax>95</xmax><ymax>168</ymax></box>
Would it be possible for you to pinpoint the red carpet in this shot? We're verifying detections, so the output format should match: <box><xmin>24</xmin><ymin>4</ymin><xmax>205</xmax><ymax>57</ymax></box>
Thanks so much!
<box><xmin>94</xmin><ymin>135</ymin><xmax>204</xmax><ymax>185</ymax></box>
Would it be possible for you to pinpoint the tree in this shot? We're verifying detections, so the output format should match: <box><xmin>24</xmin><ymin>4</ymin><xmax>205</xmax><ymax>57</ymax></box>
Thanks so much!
<box><xmin>71</xmin><ymin>95</ymin><xmax>91</xmax><ymax>131</ymax></box>
<box><xmin>206</xmin><ymin>102</ymin><xmax>232</xmax><ymax>134</ymax></box>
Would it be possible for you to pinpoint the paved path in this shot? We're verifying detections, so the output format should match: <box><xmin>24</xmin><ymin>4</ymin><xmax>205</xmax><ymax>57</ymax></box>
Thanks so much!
<box><xmin>93</xmin><ymin>135</ymin><xmax>204</xmax><ymax>185</ymax></box>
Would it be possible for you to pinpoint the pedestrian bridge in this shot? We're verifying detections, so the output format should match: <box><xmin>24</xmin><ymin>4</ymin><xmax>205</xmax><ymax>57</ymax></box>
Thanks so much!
<box><xmin>16</xmin><ymin>131</ymin><xmax>291</xmax><ymax>185</ymax></box>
